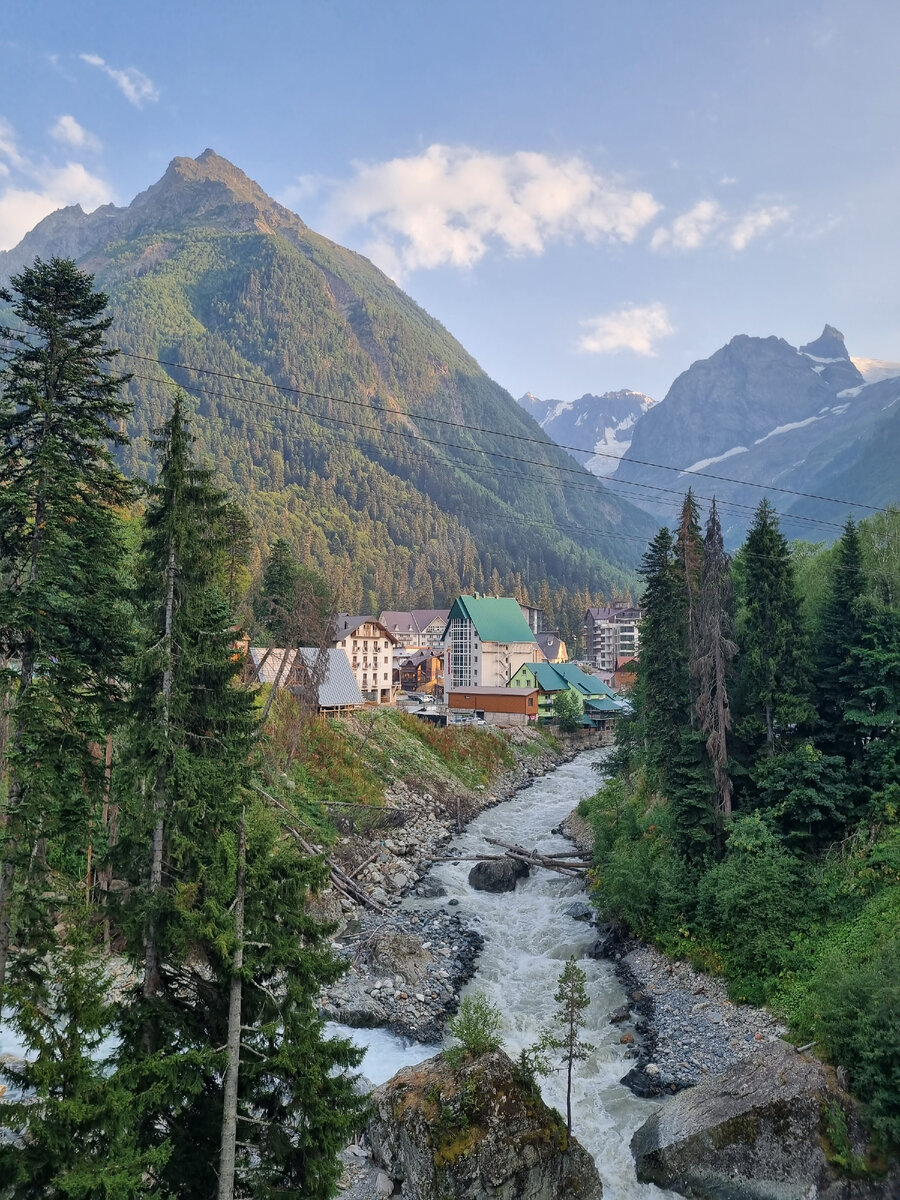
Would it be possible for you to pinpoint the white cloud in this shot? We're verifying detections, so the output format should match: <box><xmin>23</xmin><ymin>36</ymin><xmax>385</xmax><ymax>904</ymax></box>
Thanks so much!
<box><xmin>578</xmin><ymin>302</ymin><xmax>674</xmax><ymax>356</ymax></box>
<box><xmin>650</xmin><ymin>197</ymin><xmax>791</xmax><ymax>253</ymax></box>
<box><xmin>650</xmin><ymin>199</ymin><xmax>725</xmax><ymax>251</ymax></box>
<box><xmin>0</xmin><ymin>119</ymin><xmax>114</xmax><ymax>250</ymax></box>
<box><xmin>50</xmin><ymin>114</ymin><xmax>102</xmax><ymax>153</ymax></box>
<box><xmin>80</xmin><ymin>53</ymin><xmax>159</xmax><ymax>107</ymax></box>
<box><xmin>728</xmin><ymin>204</ymin><xmax>791</xmax><ymax>250</ymax></box>
<box><xmin>324</xmin><ymin>144</ymin><xmax>660</xmax><ymax>277</ymax></box>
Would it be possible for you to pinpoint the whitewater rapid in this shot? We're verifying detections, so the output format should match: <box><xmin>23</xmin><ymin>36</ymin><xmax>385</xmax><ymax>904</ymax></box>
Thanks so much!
<box><xmin>332</xmin><ymin>748</ymin><xmax>677</xmax><ymax>1199</ymax></box>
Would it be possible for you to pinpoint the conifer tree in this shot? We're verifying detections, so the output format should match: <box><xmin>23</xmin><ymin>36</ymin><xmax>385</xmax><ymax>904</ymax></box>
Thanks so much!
<box><xmin>816</xmin><ymin>517</ymin><xmax>867</xmax><ymax>760</ymax></box>
<box><xmin>694</xmin><ymin>499</ymin><xmax>737</xmax><ymax>822</ymax></box>
<box><xmin>544</xmin><ymin>957</ymin><xmax>594</xmax><ymax>1136</ymax></box>
<box><xmin>736</xmin><ymin>500</ymin><xmax>813</xmax><ymax>757</ymax></box>
<box><xmin>116</xmin><ymin>393</ymin><xmax>363</xmax><ymax>1196</ymax></box>
<box><xmin>0</xmin><ymin>257</ymin><xmax>142</xmax><ymax>1191</ymax></box>
<box><xmin>637</xmin><ymin>527</ymin><xmax>689</xmax><ymax>783</ymax></box>
<box><xmin>675</xmin><ymin>489</ymin><xmax>704</xmax><ymax>722</ymax></box>
<box><xmin>0</xmin><ymin>256</ymin><xmax>133</xmax><ymax>1001</ymax></box>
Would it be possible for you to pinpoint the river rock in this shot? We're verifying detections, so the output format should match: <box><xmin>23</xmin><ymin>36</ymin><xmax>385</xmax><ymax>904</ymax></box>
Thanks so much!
<box><xmin>368</xmin><ymin>931</ymin><xmax>433</xmax><ymax>986</ymax></box>
<box><xmin>369</xmin><ymin>1049</ymin><xmax>603</xmax><ymax>1199</ymax></box>
<box><xmin>467</xmin><ymin>858</ymin><xmax>530</xmax><ymax>893</ymax></box>
<box><xmin>631</xmin><ymin>1041</ymin><xmax>890</xmax><ymax>1199</ymax></box>
<box><xmin>563</xmin><ymin>900</ymin><xmax>593</xmax><ymax>922</ymax></box>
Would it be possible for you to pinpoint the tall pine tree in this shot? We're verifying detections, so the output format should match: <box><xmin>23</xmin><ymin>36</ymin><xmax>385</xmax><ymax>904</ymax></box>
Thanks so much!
<box><xmin>636</xmin><ymin>527</ymin><xmax>690</xmax><ymax>786</ymax></box>
<box><xmin>116</xmin><ymin>393</ymin><xmax>363</xmax><ymax>1196</ymax></box>
<box><xmin>694</xmin><ymin>498</ymin><xmax>737</xmax><ymax>823</ymax></box>
<box><xmin>0</xmin><ymin>257</ymin><xmax>141</xmax><ymax>1192</ymax></box>
<box><xmin>816</xmin><ymin>517</ymin><xmax>867</xmax><ymax>761</ymax></box>
<box><xmin>736</xmin><ymin>499</ymin><xmax>813</xmax><ymax>758</ymax></box>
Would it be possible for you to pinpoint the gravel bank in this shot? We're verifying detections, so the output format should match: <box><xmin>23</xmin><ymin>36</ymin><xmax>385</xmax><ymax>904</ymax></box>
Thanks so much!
<box><xmin>592</xmin><ymin>927</ymin><xmax>788</xmax><ymax>1098</ymax></box>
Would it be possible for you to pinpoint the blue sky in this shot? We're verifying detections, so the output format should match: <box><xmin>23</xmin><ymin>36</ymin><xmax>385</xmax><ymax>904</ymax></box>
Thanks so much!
<box><xmin>2</xmin><ymin>1</ymin><xmax>899</xmax><ymax>402</ymax></box>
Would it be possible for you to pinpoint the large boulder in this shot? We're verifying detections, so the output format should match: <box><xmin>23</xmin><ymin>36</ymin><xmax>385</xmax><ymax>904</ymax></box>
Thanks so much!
<box><xmin>369</xmin><ymin>1049</ymin><xmax>602</xmax><ymax>1199</ymax></box>
<box><xmin>631</xmin><ymin>1041</ymin><xmax>895</xmax><ymax>1199</ymax></box>
<box><xmin>468</xmin><ymin>858</ymin><xmax>530</xmax><ymax>893</ymax></box>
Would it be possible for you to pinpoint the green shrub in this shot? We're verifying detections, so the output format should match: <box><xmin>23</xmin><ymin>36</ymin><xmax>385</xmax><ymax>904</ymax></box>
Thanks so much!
<box><xmin>447</xmin><ymin>993</ymin><xmax>503</xmax><ymax>1058</ymax></box>
<box><xmin>803</xmin><ymin>939</ymin><xmax>900</xmax><ymax>1149</ymax></box>
<box><xmin>696</xmin><ymin>815</ymin><xmax>810</xmax><ymax>1003</ymax></box>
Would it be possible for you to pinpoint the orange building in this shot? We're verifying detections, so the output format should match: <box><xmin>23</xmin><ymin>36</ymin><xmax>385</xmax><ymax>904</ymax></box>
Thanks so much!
<box><xmin>448</xmin><ymin>686</ymin><xmax>538</xmax><ymax>727</ymax></box>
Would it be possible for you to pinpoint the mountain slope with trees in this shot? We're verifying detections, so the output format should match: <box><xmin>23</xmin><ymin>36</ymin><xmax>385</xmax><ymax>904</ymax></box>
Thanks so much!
<box><xmin>0</xmin><ymin>150</ymin><xmax>655</xmax><ymax>612</ymax></box>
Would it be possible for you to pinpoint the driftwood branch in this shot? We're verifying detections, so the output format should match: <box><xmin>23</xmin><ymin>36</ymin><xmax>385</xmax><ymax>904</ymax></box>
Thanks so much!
<box><xmin>253</xmin><ymin>785</ymin><xmax>387</xmax><ymax>913</ymax></box>
<box><xmin>423</xmin><ymin>837</ymin><xmax>590</xmax><ymax>877</ymax></box>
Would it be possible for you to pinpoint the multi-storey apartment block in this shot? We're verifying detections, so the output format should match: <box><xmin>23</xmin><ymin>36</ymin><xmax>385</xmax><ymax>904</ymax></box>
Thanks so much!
<box><xmin>583</xmin><ymin>606</ymin><xmax>642</xmax><ymax>676</ymax></box>
<box><xmin>379</xmin><ymin>609</ymin><xmax>450</xmax><ymax>652</ymax></box>
<box><xmin>442</xmin><ymin>595</ymin><xmax>541</xmax><ymax>699</ymax></box>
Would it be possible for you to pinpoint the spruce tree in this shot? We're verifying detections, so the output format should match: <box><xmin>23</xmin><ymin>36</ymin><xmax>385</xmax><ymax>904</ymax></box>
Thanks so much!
<box><xmin>816</xmin><ymin>517</ymin><xmax>867</xmax><ymax>760</ymax></box>
<box><xmin>116</xmin><ymin>393</ymin><xmax>363</xmax><ymax>1196</ymax></box>
<box><xmin>544</xmin><ymin>957</ymin><xmax>594</xmax><ymax>1136</ymax></box>
<box><xmin>694</xmin><ymin>499</ymin><xmax>737</xmax><ymax>823</ymax></box>
<box><xmin>736</xmin><ymin>500</ymin><xmax>813</xmax><ymax>758</ymax></box>
<box><xmin>0</xmin><ymin>257</ymin><xmax>139</xmax><ymax>1191</ymax></box>
<box><xmin>0</xmin><ymin>258</ymin><xmax>132</xmax><ymax>987</ymax></box>
<box><xmin>637</xmin><ymin>527</ymin><xmax>689</xmax><ymax>784</ymax></box>
<box><xmin>675</xmin><ymin>489</ymin><xmax>704</xmax><ymax>722</ymax></box>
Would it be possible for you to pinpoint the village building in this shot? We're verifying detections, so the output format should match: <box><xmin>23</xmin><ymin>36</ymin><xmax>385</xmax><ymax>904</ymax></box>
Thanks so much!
<box><xmin>379</xmin><ymin>609</ymin><xmax>450</xmax><ymax>651</ymax></box>
<box><xmin>398</xmin><ymin>648</ymin><xmax>443</xmax><ymax>694</ymax></box>
<box><xmin>518</xmin><ymin>602</ymin><xmax>544</xmax><ymax>635</ymax></box>
<box><xmin>447</xmin><ymin>685</ymin><xmax>539</xmax><ymax>727</ymax></box>
<box><xmin>442</xmin><ymin>594</ymin><xmax>541</xmax><ymax>700</ymax></box>
<box><xmin>247</xmin><ymin>647</ymin><xmax>363</xmax><ymax>714</ymax></box>
<box><xmin>509</xmin><ymin>659</ymin><xmax>625</xmax><ymax>722</ymax></box>
<box><xmin>332</xmin><ymin>614</ymin><xmax>397</xmax><ymax>705</ymax></box>
<box><xmin>535</xmin><ymin>630</ymin><xmax>567</xmax><ymax>663</ymax></box>
<box><xmin>583</xmin><ymin>605</ymin><xmax>642</xmax><ymax>679</ymax></box>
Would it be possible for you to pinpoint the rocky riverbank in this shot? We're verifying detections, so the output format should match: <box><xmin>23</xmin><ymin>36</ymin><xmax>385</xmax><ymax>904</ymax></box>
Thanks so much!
<box><xmin>562</xmin><ymin>801</ymin><xmax>788</xmax><ymax>1099</ymax></box>
<box><xmin>591</xmin><ymin>926</ymin><xmax>788</xmax><ymax>1099</ymax></box>
<box><xmin>318</xmin><ymin>727</ymin><xmax>603</xmax><ymax>1041</ymax></box>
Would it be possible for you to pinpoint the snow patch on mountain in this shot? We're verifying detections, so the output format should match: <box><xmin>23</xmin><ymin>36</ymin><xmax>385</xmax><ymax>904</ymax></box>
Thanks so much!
<box><xmin>680</xmin><ymin>446</ymin><xmax>749</xmax><ymax>474</ymax></box>
<box><xmin>851</xmin><ymin>357</ymin><xmax>900</xmax><ymax>383</ymax></box>
<box><xmin>753</xmin><ymin>415</ymin><xmax>824</xmax><ymax>445</ymax></box>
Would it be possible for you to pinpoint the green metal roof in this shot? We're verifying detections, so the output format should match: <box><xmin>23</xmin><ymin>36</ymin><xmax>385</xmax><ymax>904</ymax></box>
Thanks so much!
<box><xmin>552</xmin><ymin>662</ymin><xmax>611</xmax><ymax>696</ymax></box>
<box><xmin>445</xmin><ymin>596</ymin><xmax>537</xmax><ymax>644</ymax></box>
<box><xmin>585</xmin><ymin>696</ymin><xmax>625</xmax><ymax>713</ymax></box>
<box><xmin>530</xmin><ymin>662</ymin><xmax>569</xmax><ymax>691</ymax></box>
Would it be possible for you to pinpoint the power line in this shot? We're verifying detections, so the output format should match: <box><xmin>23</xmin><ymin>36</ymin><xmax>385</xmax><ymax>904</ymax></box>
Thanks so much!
<box><xmin>0</xmin><ymin>322</ymin><xmax>887</xmax><ymax>513</ymax></box>
<box><xmin>124</xmin><ymin>368</ymin><xmax>851</xmax><ymax>537</ymax></box>
<box><xmin>119</xmin><ymin>348</ymin><xmax>887</xmax><ymax>512</ymax></box>
<box><xmin>128</xmin><ymin>370</ymin><xmax>894</xmax><ymax>580</ymax></box>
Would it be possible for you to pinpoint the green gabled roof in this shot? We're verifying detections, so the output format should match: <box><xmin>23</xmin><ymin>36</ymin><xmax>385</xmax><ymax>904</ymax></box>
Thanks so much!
<box><xmin>445</xmin><ymin>596</ymin><xmax>537</xmax><ymax>644</ymax></box>
<box><xmin>530</xmin><ymin>662</ymin><xmax>569</xmax><ymax>691</ymax></box>
<box><xmin>552</xmin><ymin>662</ymin><xmax>611</xmax><ymax>696</ymax></box>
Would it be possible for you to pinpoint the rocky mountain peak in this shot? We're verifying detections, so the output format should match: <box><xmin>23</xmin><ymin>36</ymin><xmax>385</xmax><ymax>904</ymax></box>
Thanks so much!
<box><xmin>127</xmin><ymin>149</ymin><xmax>307</xmax><ymax>235</ymax></box>
<box><xmin>0</xmin><ymin>151</ymin><xmax>308</xmax><ymax>282</ymax></box>
<box><xmin>800</xmin><ymin>324</ymin><xmax>849</xmax><ymax>360</ymax></box>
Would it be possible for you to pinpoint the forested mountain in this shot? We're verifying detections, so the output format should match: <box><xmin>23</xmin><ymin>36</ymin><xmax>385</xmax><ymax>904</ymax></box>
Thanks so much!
<box><xmin>0</xmin><ymin>150</ymin><xmax>655</xmax><ymax>612</ymax></box>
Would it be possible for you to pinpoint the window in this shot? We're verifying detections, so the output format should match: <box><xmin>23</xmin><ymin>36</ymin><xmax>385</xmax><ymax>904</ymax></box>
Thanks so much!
<box><xmin>383</xmin><ymin>672</ymin><xmax>388</xmax><ymax>681</ymax></box>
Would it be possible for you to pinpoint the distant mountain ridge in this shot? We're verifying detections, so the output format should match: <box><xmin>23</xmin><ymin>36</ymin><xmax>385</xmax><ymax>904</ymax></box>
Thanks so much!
<box><xmin>611</xmin><ymin>325</ymin><xmax>899</xmax><ymax>540</ymax></box>
<box><xmin>521</xmin><ymin>326</ymin><xmax>898</xmax><ymax>544</ymax></box>
<box><xmin>517</xmin><ymin>389</ymin><xmax>656</xmax><ymax>477</ymax></box>
<box><xmin>0</xmin><ymin>150</ymin><xmax>656</xmax><ymax>610</ymax></box>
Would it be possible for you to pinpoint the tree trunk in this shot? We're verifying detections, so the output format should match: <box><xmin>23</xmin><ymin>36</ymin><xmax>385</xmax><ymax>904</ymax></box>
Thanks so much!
<box><xmin>218</xmin><ymin>808</ymin><xmax>246</xmax><ymax>1200</ymax></box>
<box><xmin>144</xmin><ymin>536</ymin><xmax>177</xmax><ymax>1006</ymax></box>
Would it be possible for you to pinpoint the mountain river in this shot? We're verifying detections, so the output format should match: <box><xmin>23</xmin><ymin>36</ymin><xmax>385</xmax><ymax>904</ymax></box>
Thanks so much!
<box><xmin>331</xmin><ymin>747</ymin><xmax>678</xmax><ymax>1199</ymax></box>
